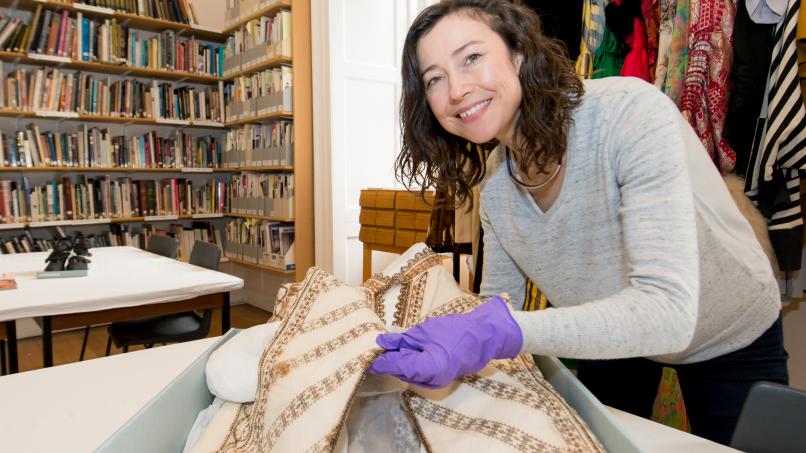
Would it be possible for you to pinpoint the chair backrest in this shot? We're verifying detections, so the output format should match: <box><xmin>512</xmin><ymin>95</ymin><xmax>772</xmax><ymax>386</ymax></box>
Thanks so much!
<box><xmin>730</xmin><ymin>381</ymin><xmax>806</xmax><ymax>453</ymax></box>
<box><xmin>147</xmin><ymin>235</ymin><xmax>178</xmax><ymax>259</ymax></box>
<box><xmin>189</xmin><ymin>240</ymin><xmax>221</xmax><ymax>271</ymax></box>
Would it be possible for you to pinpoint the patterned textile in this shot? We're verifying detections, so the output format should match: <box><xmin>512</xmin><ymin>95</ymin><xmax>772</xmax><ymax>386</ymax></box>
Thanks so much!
<box><xmin>643</xmin><ymin>0</ymin><xmax>661</xmax><ymax>82</ymax></box>
<box><xmin>662</xmin><ymin>0</ymin><xmax>690</xmax><ymax>106</ymax></box>
<box><xmin>576</xmin><ymin>0</ymin><xmax>607</xmax><ymax>78</ymax></box>
<box><xmin>655</xmin><ymin>0</ymin><xmax>678</xmax><ymax>88</ymax></box>
<box><xmin>679</xmin><ymin>0</ymin><xmax>737</xmax><ymax>173</ymax></box>
<box><xmin>191</xmin><ymin>245</ymin><xmax>606</xmax><ymax>452</ymax></box>
<box><xmin>745</xmin><ymin>0</ymin><xmax>806</xmax><ymax>272</ymax></box>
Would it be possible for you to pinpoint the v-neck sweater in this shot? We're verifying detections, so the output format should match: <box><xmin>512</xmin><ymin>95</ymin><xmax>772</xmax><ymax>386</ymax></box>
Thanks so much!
<box><xmin>480</xmin><ymin>77</ymin><xmax>780</xmax><ymax>364</ymax></box>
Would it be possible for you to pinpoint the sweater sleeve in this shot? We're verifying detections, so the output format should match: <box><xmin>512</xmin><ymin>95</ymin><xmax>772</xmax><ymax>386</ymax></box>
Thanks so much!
<box><xmin>479</xmin><ymin>200</ymin><xmax>527</xmax><ymax>309</ymax></box>
<box><xmin>513</xmin><ymin>84</ymin><xmax>700</xmax><ymax>359</ymax></box>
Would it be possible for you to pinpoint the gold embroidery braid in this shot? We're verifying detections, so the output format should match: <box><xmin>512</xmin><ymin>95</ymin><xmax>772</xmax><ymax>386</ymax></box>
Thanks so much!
<box><xmin>404</xmin><ymin>391</ymin><xmax>562</xmax><ymax>453</ymax></box>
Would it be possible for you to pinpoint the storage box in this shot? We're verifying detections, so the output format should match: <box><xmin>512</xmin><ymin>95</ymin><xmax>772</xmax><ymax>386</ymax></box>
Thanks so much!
<box><xmin>98</xmin><ymin>333</ymin><xmax>644</xmax><ymax>453</ymax></box>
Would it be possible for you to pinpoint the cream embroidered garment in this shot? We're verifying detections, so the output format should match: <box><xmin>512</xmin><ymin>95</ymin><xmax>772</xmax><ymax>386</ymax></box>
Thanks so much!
<box><xmin>189</xmin><ymin>245</ymin><xmax>605</xmax><ymax>453</ymax></box>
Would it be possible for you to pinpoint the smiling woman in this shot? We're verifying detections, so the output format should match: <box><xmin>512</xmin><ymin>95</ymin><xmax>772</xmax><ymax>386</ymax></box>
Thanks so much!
<box><xmin>396</xmin><ymin>0</ymin><xmax>582</xmax><ymax>209</ymax></box>
<box><xmin>374</xmin><ymin>0</ymin><xmax>790</xmax><ymax>447</ymax></box>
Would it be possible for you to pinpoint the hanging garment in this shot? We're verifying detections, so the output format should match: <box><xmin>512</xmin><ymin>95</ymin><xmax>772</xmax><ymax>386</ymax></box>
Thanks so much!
<box><xmin>576</xmin><ymin>0</ymin><xmax>607</xmax><ymax>78</ymax></box>
<box><xmin>605</xmin><ymin>0</ymin><xmax>651</xmax><ymax>81</ymax></box>
<box><xmin>655</xmin><ymin>0</ymin><xmax>679</xmax><ymax>87</ymax></box>
<box><xmin>187</xmin><ymin>245</ymin><xmax>606</xmax><ymax>453</ymax></box>
<box><xmin>746</xmin><ymin>0</ymin><xmax>789</xmax><ymax>22</ymax></box>
<box><xmin>662</xmin><ymin>0</ymin><xmax>691</xmax><ymax>106</ymax></box>
<box><xmin>642</xmin><ymin>0</ymin><xmax>661</xmax><ymax>82</ymax></box>
<box><xmin>679</xmin><ymin>0</ymin><xmax>737</xmax><ymax>173</ymax></box>
<box><xmin>723</xmin><ymin>0</ymin><xmax>776</xmax><ymax>177</ymax></box>
<box><xmin>592</xmin><ymin>25</ymin><xmax>628</xmax><ymax>78</ymax></box>
<box><xmin>745</xmin><ymin>0</ymin><xmax>806</xmax><ymax>272</ymax></box>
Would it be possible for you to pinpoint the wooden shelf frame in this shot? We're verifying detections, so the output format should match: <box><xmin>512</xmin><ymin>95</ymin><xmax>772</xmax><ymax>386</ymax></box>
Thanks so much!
<box><xmin>1</xmin><ymin>213</ymin><xmax>231</xmax><ymax>229</ymax></box>
<box><xmin>0</xmin><ymin>0</ymin><xmax>226</xmax><ymax>41</ymax></box>
<box><xmin>224</xmin><ymin>55</ymin><xmax>292</xmax><ymax>81</ymax></box>
<box><xmin>224</xmin><ymin>111</ymin><xmax>293</xmax><ymax>127</ymax></box>
<box><xmin>223</xmin><ymin>0</ymin><xmax>291</xmax><ymax>34</ymax></box>
<box><xmin>226</xmin><ymin>213</ymin><xmax>294</xmax><ymax>222</ymax></box>
<box><xmin>0</xmin><ymin>108</ymin><xmax>225</xmax><ymax>129</ymax></box>
<box><xmin>0</xmin><ymin>166</ymin><xmax>241</xmax><ymax>172</ymax></box>
<box><xmin>0</xmin><ymin>51</ymin><xmax>221</xmax><ymax>84</ymax></box>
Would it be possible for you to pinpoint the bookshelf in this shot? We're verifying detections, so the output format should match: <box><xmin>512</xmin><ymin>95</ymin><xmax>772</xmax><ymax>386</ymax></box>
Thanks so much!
<box><xmin>0</xmin><ymin>0</ymin><xmax>313</xmax><ymax>280</ymax></box>
<box><xmin>221</xmin><ymin>0</ymin><xmax>312</xmax><ymax>281</ymax></box>
<box><xmin>0</xmin><ymin>0</ymin><xmax>226</xmax><ymax>41</ymax></box>
<box><xmin>0</xmin><ymin>0</ymin><xmax>232</xmax><ymax>263</ymax></box>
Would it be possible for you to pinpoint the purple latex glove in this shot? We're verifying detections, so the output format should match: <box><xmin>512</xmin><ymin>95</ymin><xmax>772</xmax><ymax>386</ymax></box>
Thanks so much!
<box><xmin>368</xmin><ymin>296</ymin><xmax>523</xmax><ymax>388</ymax></box>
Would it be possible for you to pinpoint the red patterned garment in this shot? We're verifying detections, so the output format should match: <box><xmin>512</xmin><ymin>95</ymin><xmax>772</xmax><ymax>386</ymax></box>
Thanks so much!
<box><xmin>642</xmin><ymin>0</ymin><xmax>661</xmax><ymax>83</ymax></box>
<box><xmin>680</xmin><ymin>0</ymin><xmax>737</xmax><ymax>173</ymax></box>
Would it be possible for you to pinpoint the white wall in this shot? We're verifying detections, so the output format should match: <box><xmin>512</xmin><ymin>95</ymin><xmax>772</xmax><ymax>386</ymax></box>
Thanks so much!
<box><xmin>313</xmin><ymin>0</ymin><xmax>436</xmax><ymax>284</ymax></box>
<box><xmin>189</xmin><ymin>0</ymin><xmax>226</xmax><ymax>30</ymax></box>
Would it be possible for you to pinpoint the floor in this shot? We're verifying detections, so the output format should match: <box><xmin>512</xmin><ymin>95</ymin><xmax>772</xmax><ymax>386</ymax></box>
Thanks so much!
<box><xmin>10</xmin><ymin>304</ymin><xmax>272</xmax><ymax>373</ymax></box>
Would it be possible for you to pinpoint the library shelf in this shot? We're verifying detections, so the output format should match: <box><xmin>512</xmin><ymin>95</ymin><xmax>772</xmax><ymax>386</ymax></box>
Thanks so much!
<box><xmin>0</xmin><ymin>0</ymin><xmax>226</xmax><ymax>41</ymax></box>
<box><xmin>223</xmin><ymin>0</ymin><xmax>292</xmax><ymax>34</ymax></box>
<box><xmin>224</xmin><ymin>55</ymin><xmax>292</xmax><ymax>80</ymax></box>
<box><xmin>0</xmin><ymin>51</ymin><xmax>221</xmax><ymax>84</ymax></box>
<box><xmin>225</xmin><ymin>213</ymin><xmax>293</xmax><ymax>222</ymax></box>
<box><xmin>224</xmin><ymin>111</ymin><xmax>293</xmax><ymax>128</ymax></box>
<box><xmin>0</xmin><ymin>109</ymin><xmax>225</xmax><ymax>129</ymax></box>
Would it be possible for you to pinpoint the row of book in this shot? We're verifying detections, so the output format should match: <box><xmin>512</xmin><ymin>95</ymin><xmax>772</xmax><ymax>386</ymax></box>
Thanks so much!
<box><xmin>222</xmin><ymin>121</ymin><xmax>292</xmax><ymax>167</ymax></box>
<box><xmin>0</xmin><ymin>13</ymin><xmax>29</xmax><ymax>52</ymax></box>
<box><xmin>224</xmin><ymin>217</ymin><xmax>294</xmax><ymax>270</ymax></box>
<box><xmin>0</xmin><ymin>64</ymin><xmax>225</xmax><ymax>122</ymax></box>
<box><xmin>0</xmin><ymin>230</ymin><xmax>56</xmax><ymax>254</ymax></box>
<box><xmin>129</xmin><ymin>30</ymin><xmax>224</xmax><ymax>77</ymax></box>
<box><xmin>111</xmin><ymin>221</ymin><xmax>222</xmax><ymax>261</ymax></box>
<box><xmin>226</xmin><ymin>66</ymin><xmax>291</xmax><ymax>102</ymax></box>
<box><xmin>224</xmin><ymin>11</ymin><xmax>291</xmax><ymax>74</ymax></box>
<box><xmin>0</xmin><ymin>176</ymin><xmax>229</xmax><ymax>223</ymax></box>
<box><xmin>224</xmin><ymin>0</ymin><xmax>281</xmax><ymax>28</ymax></box>
<box><xmin>75</xmin><ymin>1</ymin><xmax>200</xmax><ymax>25</ymax></box>
<box><xmin>0</xmin><ymin>4</ymin><xmax>214</xmax><ymax>67</ymax></box>
<box><xmin>228</xmin><ymin>172</ymin><xmax>294</xmax><ymax>219</ymax></box>
<box><xmin>0</xmin><ymin>127</ymin><xmax>222</xmax><ymax>169</ymax></box>
<box><xmin>153</xmin><ymin>81</ymin><xmax>224</xmax><ymax>123</ymax></box>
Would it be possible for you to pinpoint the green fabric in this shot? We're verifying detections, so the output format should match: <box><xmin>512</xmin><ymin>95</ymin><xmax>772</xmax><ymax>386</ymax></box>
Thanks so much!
<box><xmin>592</xmin><ymin>27</ymin><xmax>627</xmax><ymax>79</ymax></box>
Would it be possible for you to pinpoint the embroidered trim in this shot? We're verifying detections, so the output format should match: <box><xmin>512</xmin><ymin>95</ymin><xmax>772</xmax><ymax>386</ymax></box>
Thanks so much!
<box><xmin>493</xmin><ymin>356</ymin><xmax>606</xmax><ymax>452</ymax></box>
<box><xmin>218</xmin><ymin>268</ymin><xmax>338</xmax><ymax>450</ymax></box>
<box><xmin>299</xmin><ymin>299</ymin><xmax>370</xmax><ymax>334</ymax></box>
<box><xmin>404</xmin><ymin>391</ymin><xmax>559</xmax><ymax>452</ymax></box>
<box><xmin>424</xmin><ymin>294</ymin><xmax>485</xmax><ymax>320</ymax></box>
<box><xmin>277</xmin><ymin>322</ymin><xmax>385</xmax><ymax>374</ymax></box>
<box><xmin>262</xmin><ymin>351</ymin><xmax>379</xmax><ymax>450</ymax></box>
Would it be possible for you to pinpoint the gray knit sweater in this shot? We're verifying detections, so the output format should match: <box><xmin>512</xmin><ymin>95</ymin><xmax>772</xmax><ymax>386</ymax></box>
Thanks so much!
<box><xmin>480</xmin><ymin>77</ymin><xmax>780</xmax><ymax>364</ymax></box>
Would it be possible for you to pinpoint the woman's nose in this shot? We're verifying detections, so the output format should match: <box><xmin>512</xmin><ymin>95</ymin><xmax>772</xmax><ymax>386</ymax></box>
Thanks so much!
<box><xmin>448</xmin><ymin>73</ymin><xmax>471</xmax><ymax>102</ymax></box>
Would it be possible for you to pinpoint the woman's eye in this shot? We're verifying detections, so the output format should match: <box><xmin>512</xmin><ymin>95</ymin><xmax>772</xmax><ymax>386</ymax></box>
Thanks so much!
<box><xmin>426</xmin><ymin>75</ymin><xmax>443</xmax><ymax>89</ymax></box>
<box><xmin>465</xmin><ymin>53</ymin><xmax>481</xmax><ymax>65</ymax></box>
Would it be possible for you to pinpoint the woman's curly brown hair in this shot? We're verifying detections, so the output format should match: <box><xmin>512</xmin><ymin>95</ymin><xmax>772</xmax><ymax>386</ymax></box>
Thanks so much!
<box><xmin>397</xmin><ymin>0</ymin><xmax>584</xmax><ymax>209</ymax></box>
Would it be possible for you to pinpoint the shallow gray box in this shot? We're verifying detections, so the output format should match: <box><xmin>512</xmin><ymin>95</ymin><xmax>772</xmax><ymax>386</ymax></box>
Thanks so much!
<box><xmin>98</xmin><ymin>337</ymin><xmax>644</xmax><ymax>453</ymax></box>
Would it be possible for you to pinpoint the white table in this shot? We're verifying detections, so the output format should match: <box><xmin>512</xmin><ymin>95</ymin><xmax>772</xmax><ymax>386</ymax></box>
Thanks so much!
<box><xmin>0</xmin><ymin>338</ymin><xmax>739</xmax><ymax>453</ymax></box>
<box><xmin>0</xmin><ymin>246</ymin><xmax>243</xmax><ymax>371</ymax></box>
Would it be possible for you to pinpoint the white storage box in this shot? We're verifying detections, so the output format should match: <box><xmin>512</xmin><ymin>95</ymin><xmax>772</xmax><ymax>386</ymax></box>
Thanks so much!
<box><xmin>98</xmin><ymin>331</ymin><xmax>644</xmax><ymax>452</ymax></box>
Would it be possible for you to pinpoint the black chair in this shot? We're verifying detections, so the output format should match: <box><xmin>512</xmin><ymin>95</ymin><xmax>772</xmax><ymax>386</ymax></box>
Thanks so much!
<box><xmin>146</xmin><ymin>235</ymin><xmax>179</xmax><ymax>259</ymax></box>
<box><xmin>105</xmin><ymin>241</ymin><xmax>222</xmax><ymax>355</ymax></box>
<box><xmin>78</xmin><ymin>235</ymin><xmax>180</xmax><ymax>360</ymax></box>
<box><xmin>730</xmin><ymin>381</ymin><xmax>806</xmax><ymax>453</ymax></box>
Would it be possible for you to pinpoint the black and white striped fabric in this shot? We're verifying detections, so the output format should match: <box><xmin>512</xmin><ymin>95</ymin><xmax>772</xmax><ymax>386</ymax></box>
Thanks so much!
<box><xmin>745</xmin><ymin>0</ymin><xmax>806</xmax><ymax>272</ymax></box>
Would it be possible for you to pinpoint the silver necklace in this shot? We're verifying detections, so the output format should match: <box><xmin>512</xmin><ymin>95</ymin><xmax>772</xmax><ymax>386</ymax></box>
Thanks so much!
<box><xmin>505</xmin><ymin>147</ymin><xmax>562</xmax><ymax>190</ymax></box>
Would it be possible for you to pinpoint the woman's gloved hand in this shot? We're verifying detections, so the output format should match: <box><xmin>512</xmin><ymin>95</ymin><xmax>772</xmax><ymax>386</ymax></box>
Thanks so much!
<box><xmin>368</xmin><ymin>296</ymin><xmax>523</xmax><ymax>388</ymax></box>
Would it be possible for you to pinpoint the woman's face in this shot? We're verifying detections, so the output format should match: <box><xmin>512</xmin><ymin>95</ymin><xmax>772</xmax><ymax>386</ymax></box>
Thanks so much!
<box><xmin>417</xmin><ymin>12</ymin><xmax>523</xmax><ymax>146</ymax></box>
